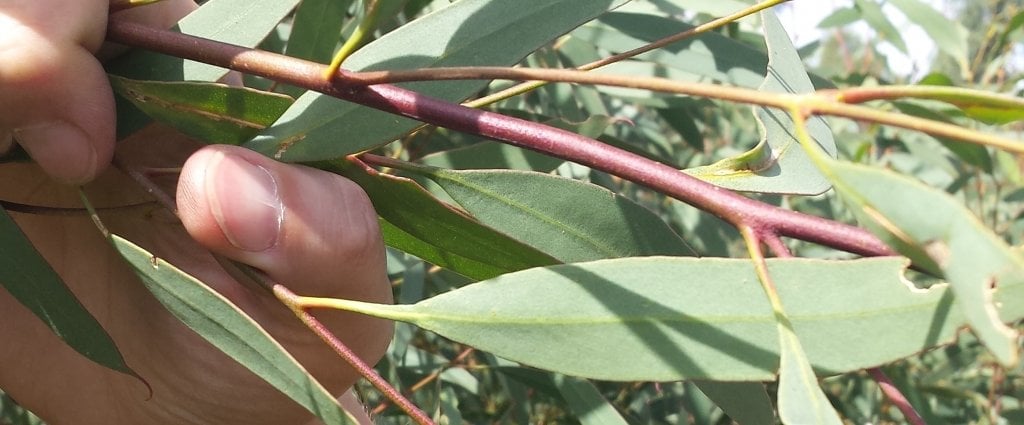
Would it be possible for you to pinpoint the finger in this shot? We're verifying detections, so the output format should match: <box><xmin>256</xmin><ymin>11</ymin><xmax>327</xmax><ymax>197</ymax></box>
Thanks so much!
<box><xmin>0</xmin><ymin>1</ymin><xmax>113</xmax><ymax>183</ymax></box>
<box><xmin>176</xmin><ymin>145</ymin><xmax>392</xmax><ymax>306</ymax></box>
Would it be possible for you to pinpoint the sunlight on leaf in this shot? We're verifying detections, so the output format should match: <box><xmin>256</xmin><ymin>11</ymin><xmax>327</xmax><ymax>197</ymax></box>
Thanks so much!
<box><xmin>684</xmin><ymin>11</ymin><xmax>836</xmax><ymax>195</ymax></box>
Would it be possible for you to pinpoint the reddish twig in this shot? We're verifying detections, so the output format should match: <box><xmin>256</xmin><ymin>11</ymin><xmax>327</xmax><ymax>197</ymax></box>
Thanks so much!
<box><xmin>273</xmin><ymin>284</ymin><xmax>436</xmax><ymax>425</ymax></box>
<box><xmin>867</xmin><ymin>368</ymin><xmax>926</xmax><ymax>425</ymax></box>
<box><xmin>105</xmin><ymin>20</ymin><xmax>894</xmax><ymax>259</ymax></box>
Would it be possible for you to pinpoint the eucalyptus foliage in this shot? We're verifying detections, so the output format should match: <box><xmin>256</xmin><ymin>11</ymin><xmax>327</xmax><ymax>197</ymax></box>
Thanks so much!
<box><xmin>4</xmin><ymin>0</ymin><xmax>1024</xmax><ymax>423</ymax></box>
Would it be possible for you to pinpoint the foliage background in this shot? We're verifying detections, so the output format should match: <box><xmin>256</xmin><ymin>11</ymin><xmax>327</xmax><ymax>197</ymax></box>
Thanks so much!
<box><xmin>3</xmin><ymin>0</ymin><xmax>1024</xmax><ymax>424</ymax></box>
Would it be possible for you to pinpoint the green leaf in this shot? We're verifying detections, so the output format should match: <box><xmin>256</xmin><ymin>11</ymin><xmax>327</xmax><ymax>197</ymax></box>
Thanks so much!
<box><xmin>821</xmin><ymin>160</ymin><xmax>1023</xmax><ymax>366</ymax></box>
<box><xmin>0</xmin><ymin>209</ymin><xmax>136</xmax><ymax>378</ymax></box>
<box><xmin>319</xmin><ymin>257</ymin><xmax>995</xmax><ymax>381</ymax></box>
<box><xmin>403</xmin><ymin>166</ymin><xmax>695</xmax><ymax>262</ymax></box>
<box><xmin>285</xmin><ymin>0</ymin><xmax>353</xmax><ymax>63</ymax></box>
<box><xmin>853</xmin><ymin>0</ymin><xmax>908</xmax><ymax>53</ymax></box>
<box><xmin>246</xmin><ymin>0</ymin><xmax>627</xmax><ymax>162</ymax></box>
<box><xmin>319</xmin><ymin>160</ymin><xmax>559</xmax><ymax>281</ymax></box>
<box><xmin>109</xmin><ymin>236</ymin><xmax>358</xmax><ymax>425</ymax></box>
<box><xmin>109</xmin><ymin>76</ymin><xmax>293</xmax><ymax>145</ymax></box>
<box><xmin>553</xmin><ymin>375</ymin><xmax>629</xmax><ymax>425</ymax></box>
<box><xmin>693</xmin><ymin>381</ymin><xmax>775</xmax><ymax>425</ymax></box>
<box><xmin>684</xmin><ymin>11</ymin><xmax>836</xmax><ymax>195</ymax></box>
<box><xmin>107</xmin><ymin>0</ymin><xmax>302</xmax><ymax>138</ymax></box>
<box><xmin>889</xmin><ymin>0</ymin><xmax>969</xmax><ymax>69</ymax></box>
<box><xmin>776</xmin><ymin>321</ymin><xmax>843</xmax><ymax>424</ymax></box>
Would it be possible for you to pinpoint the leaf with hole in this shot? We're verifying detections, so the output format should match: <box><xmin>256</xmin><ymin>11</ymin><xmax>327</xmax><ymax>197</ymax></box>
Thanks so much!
<box><xmin>819</xmin><ymin>159</ymin><xmax>1024</xmax><ymax>367</ymax></box>
<box><xmin>318</xmin><ymin>257</ymin><xmax>1018</xmax><ymax>381</ymax></box>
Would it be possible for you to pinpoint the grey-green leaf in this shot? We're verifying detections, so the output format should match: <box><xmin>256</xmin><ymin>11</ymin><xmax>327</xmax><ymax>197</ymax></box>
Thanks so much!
<box><xmin>110</xmin><ymin>236</ymin><xmax>357</xmax><ymax>425</ymax></box>
<box><xmin>246</xmin><ymin>0</ymin><xmax>628</xmax><ymax>162</ymax></box>
<box><xmin>684</xmin><ymin>11</ymin><xmax>836</xmax><ymax>195</ymax></box>
<box><xmin>109</xmin><ymin>76</ymin><xmax>293</xmax><ymax>145</ymax></box>
<box><xmin>321</xmin><ymin>257</ymin><xmax>1000</xmax><ymax>381</ymax></box>
<box><xmin>0</xmin><ymin>209</ymin><xmax>135</xmax><ymax>378</ymax></box>
<box><xmin>776</xmin><ymin>321</ymin><xmax>843</xmax><ymax>424</ymax></box>
<box><xmin>409</xmin><ymin>167</ymin><xmax>695</xmax><ymax>262</ymax></box>
<box><xmin>822</xmin><ymin>160</ymin><xmax>1023</xmax><ymax>366</ymax></box>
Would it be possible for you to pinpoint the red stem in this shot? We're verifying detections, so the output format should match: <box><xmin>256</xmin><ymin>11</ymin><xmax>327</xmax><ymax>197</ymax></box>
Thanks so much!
<box><xmin>104</xmin><ymin>20</ymin><xmax>893</xmax><ymax>258</ymax></box>
<box><xmin>867</xmin><ymin>368</ymin><xmax>926</xmax><ymax>425</ymax></box>
<box><xmin>273</xmin><ymin>285</ymin><xmax>435</xmax><ymax>425</ymax></box>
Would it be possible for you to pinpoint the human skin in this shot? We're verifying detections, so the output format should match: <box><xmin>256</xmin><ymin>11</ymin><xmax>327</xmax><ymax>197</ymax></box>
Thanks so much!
<box><xmin>0</xmin><ymin>1</ymin><xmax>394</xmax><ymax>424</ymax></box>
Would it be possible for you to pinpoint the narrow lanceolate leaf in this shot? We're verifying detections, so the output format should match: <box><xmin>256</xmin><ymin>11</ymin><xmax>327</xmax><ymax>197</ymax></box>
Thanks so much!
<box><xmin>246</xmin><ymin>0</ymin><xmax>628</xmax><ymax>162</ymax></box>
<box><xmin>553</xmin><ymin>375</ymin><xmax>629</xmax><ymax>425</ymax></box>
<box><xmin>776</xmin><ymin>321</ymin><xmax>843</xmax><ymax>424</ymax></box>
<box><xmin>821</xmin><ymin>160</ymin><xmax>1023</xmax><ymax>366</ymax></box>
<box><xmin>320</xmin><ymin>257</ymin><xmax>1011</xmax><ymax>381</ymax></box>
<box><xmin>407</xmin><ymin>167</ymin><xmax>695</xmax><ymax>262</ymax></box>
<box><xmin>109</xmin><ymin>76</ymin><xmax>293</xmax><ymax>145</ymax></box>
<box><xmin>684</xmin><ymin>11</ymin><xmax>836</xmax><ymax>195</ymax></box>
<box><xmin>0</xmin><ymin>209</ymin><xmax>136</xmax><ymax>378</ymax></box>
<box><xmin>318</xmin><ymin>160</ymin><xmax>559</xmax><ymax>281</ymax></box>
<box><xmin>109</xmin><ymin>236</ymin><xmax>358</xmax><ymax>425</ymax></box>
<box><xmin>107</xmin><ymin>0</ymin><xmax>302</xmax><ymax>138</ymax></box>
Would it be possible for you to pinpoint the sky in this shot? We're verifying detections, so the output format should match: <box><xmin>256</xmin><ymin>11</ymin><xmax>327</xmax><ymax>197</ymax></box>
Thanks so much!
<box><xmin>775</xmin><ymin>0</ymin><xmax>949</xmax><ymax>78</ymax></box>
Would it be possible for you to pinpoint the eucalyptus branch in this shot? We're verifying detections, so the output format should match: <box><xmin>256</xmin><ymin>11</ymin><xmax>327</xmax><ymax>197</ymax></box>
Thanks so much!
<box><xmin>106</xmin><ymin>20</ymin><xmax>893</xmax><ymax>258</ymax></box>
<box><xmin>342</xmin><ymin>66</ymin><xmax>1024</xmax><ymax>155</ymax></box>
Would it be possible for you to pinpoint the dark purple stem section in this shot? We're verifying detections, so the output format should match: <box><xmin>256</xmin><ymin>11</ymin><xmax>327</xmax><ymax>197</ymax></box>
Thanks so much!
<box><xmin>868</xmin><ymin>368</ymin><xmax>926</xmax><ymax>425</ymax></box>
<box><xmin>105</xmin><ymin>20</ymin><xmax>892</xmax><ymax>258</ymax></box>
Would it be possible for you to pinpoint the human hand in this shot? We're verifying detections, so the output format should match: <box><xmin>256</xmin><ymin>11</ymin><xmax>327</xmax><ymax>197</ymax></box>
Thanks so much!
<box><xmin>0</xmin><ymin>2</ymin><xmax>394</xmax><ymax>424</ymax></box>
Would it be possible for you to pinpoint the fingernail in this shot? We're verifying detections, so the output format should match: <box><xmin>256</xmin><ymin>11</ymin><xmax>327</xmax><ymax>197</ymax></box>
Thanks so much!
<box><xmin>208</xmin><ymin>152</ymin><xmax>283</xmax><ymax>252</ymax></box>
<box><xmin>13</xmin><ymin>121</ymin><xmax>97</xmax><ymax>184</ymax></box>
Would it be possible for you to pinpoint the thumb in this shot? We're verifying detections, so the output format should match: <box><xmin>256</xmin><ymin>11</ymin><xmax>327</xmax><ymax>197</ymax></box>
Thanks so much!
<box><xmin>0</xmin><ymin>0</ymin><xmax>113</xmax><ymax>184</ymax></box>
